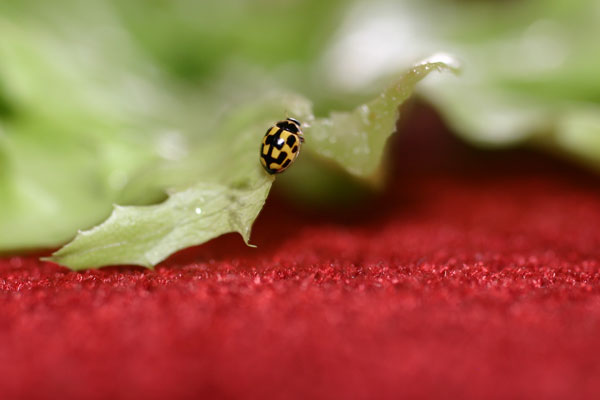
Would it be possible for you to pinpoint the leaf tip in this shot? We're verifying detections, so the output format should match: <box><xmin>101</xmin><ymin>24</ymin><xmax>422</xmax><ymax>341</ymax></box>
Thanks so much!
<box><xmin>418</xmin><ymin>52</ymin><xmax>462</xmax><ymax>74</ymax></box>
<box><xmin>237</xmin><ymin>231</ymin><xmax>257</xmax><ymax>248</ymax></box>
<box><xmin>40</xmin><ymin>255</ymin><xmax>80</xmax><ymax>271</ymax></box>
<box><xmin>40</xmin><ymin>255</ymin><xmax>55</xmax><ymax>264</ymax></box>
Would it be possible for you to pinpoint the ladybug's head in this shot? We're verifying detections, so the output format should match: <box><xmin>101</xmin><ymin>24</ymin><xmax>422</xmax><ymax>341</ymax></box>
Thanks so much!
<box><xmin>286</xmin><ymin>117</ymin><xmax>301</xmax><ymax>126</ymax></box>
<box><xmin>276</xmin><ymin>117</ymin><xmax>303</xmax><ymax>135</ymax></box>
<box><xmin>286</xmin><ymin>117</ymin><xmax>303</xmax><ymax>136</ymax></box>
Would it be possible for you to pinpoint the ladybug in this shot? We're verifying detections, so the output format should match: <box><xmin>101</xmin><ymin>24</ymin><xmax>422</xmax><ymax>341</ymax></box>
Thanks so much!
<box><xmin>260</xmin><ymin>117</ymin><xmax>304</xmax><ymax>174</ymax></box>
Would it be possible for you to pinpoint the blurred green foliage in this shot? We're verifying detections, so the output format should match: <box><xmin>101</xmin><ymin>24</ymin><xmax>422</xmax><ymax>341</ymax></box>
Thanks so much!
<box><xmin>0</xmin><ymin>0</ymin><xmax>599</xmax><ymax>267</ymax></box>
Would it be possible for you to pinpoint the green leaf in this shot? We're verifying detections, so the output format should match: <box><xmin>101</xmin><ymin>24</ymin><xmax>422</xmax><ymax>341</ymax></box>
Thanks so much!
<box><xmin>549</xmin><ymin>107</ymin><xmax>600</xmax><ymax>168</ymax></box>
<box><xmin>5</xmin><ymin>0</ymin><xmax>600</xmax><ymax>264</ymax></box>
<box><xmin>47</xmin><ymin>180</ymin><xmax>273</xmax><ymax>269</ymax></box>
<box><xmin>408</xmin><ymin>0</ymin><xmax>600</xmax><ymax>158</ymax></box>
<box><xmin>0</xmin><ymin>0</ymin><xmax>348</xmax><ymax>251</ymax></box>
<box><xmin>49</xmin><ymin>59</ymin><xmax>455</xmax><ymax>269</ymax></box>
<box><xmin>0</xmin><ymin>3</ymin><xmax>183</xmax><ymax>250</ymax></box>
<box><xmin>304</xmin><ymin>59</ymin><xmax>459</xmax><ymax>178</ymax></box>
<box><xmin>320</xmin><ymin>0</ymin><xmax>600</xmax><ymax>169</ymax></box>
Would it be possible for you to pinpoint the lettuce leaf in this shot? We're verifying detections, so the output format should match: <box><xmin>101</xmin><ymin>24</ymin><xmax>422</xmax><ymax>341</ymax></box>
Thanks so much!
<box><xmin>48</xmin><ymin>60</ymin><xmax>455</xmax><ymax>269</ymax></box>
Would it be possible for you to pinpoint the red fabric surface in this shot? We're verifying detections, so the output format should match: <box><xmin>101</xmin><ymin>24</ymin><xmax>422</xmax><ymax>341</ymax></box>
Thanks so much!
<box><xmin>2</xmin><ymin>107</ymin><xmax>600</xmax><ymax>400</ymax></box>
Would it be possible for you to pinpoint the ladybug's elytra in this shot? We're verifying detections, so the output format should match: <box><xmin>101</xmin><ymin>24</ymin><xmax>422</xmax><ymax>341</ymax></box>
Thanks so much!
<box><xmin>260</xmin><ymin>117</ymin><xmax>304</xmax><ymax>174</ymax></box>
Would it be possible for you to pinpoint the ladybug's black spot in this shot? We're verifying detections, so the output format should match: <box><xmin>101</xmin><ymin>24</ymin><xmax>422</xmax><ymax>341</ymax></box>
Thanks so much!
<box><xmin>273</xmin><ymin>151</ymin><xmax>288</xmax><ymax>164</ymax></box>
<box><xmin>286</xmin><ymin>135</ymin><xmax>296</xmax><ymax>147</ymax></box>
<box><xmin>281</xmin><ymin>159</ymin><xmax>291</xmax><ymax>169</ymax></box>
<box><xmin>285</xmin><ymin>123</ymin><xmax>299</xmax><ymax>134</ymax></box>
<box><xmin>266</xmin><ymin>128</ymin><xmax>284</xmax><ymax>149</ymax></box>
<box><xmin>291</xmin><ymin>145</ymin><xmax>298</xmax><ymax>153</ymax></box>
<box><xmin>276</xmin><ymin>120</ymin><xmax>300</xmax><ymax>134</ymax></box>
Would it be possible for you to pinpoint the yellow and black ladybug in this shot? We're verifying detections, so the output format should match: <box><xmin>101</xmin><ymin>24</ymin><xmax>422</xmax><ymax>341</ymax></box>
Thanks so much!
<box><xmin>260</xmin><ymin>117</ymin><xmax>304</xmax><ymax>174</ymax></box>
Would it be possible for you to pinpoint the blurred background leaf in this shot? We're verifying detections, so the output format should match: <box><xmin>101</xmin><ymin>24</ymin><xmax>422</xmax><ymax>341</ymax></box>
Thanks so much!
<box><xmin>0</xmin><ymin>0</ymin><xmax>599</xmax><ymax>266</ymax></box>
